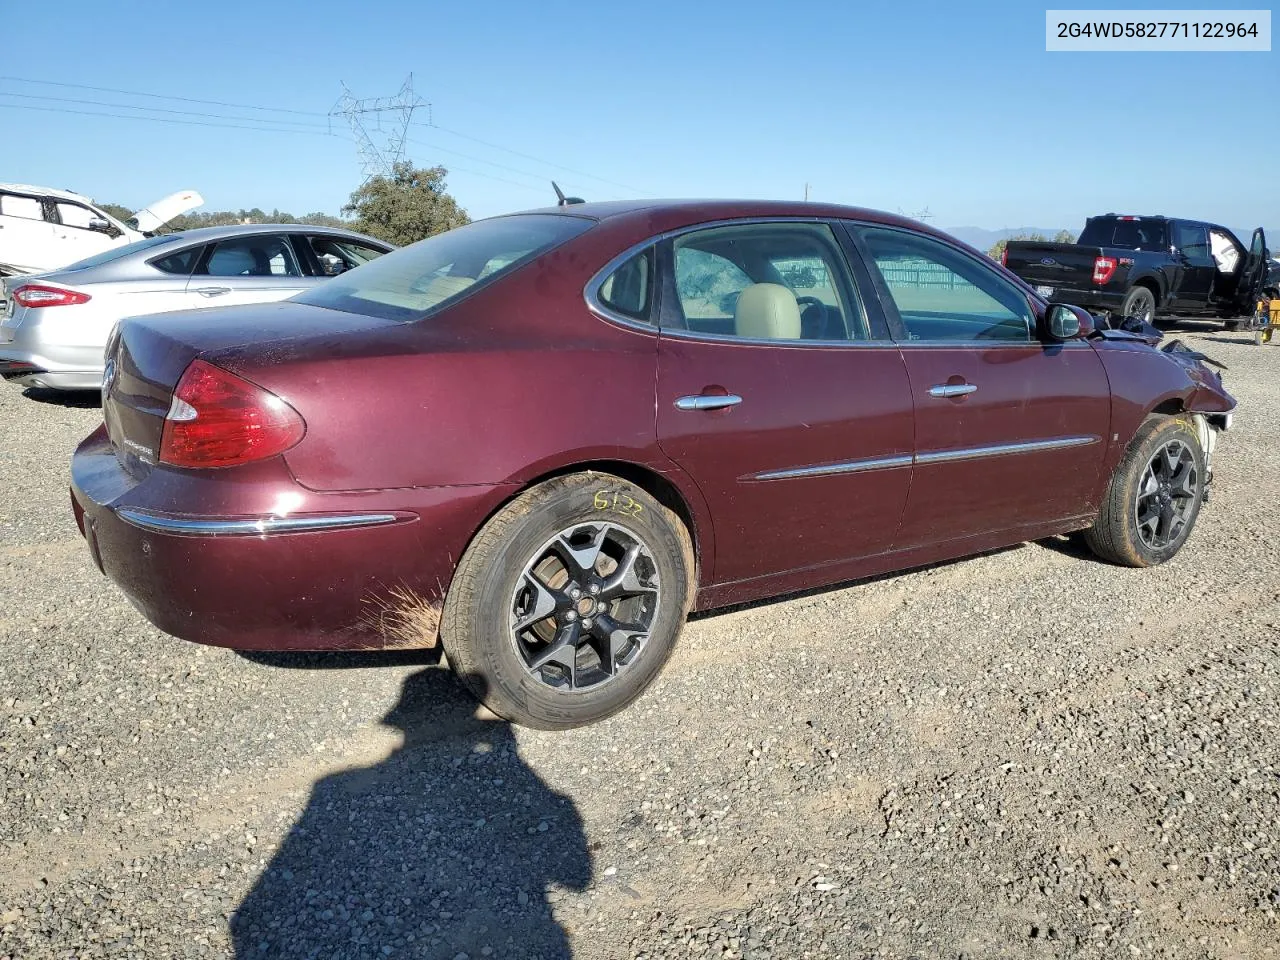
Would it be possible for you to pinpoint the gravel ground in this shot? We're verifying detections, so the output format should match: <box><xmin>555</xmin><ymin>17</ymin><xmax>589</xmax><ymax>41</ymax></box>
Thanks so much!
<box><xmin>1</xmin><ymin>326</ymin><xmax>1277</xmax><ymax>960</ymax></box>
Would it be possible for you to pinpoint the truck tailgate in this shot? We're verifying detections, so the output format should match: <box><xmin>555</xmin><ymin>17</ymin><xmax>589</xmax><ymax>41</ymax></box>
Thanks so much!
<box><xmin>1005</xmin><ymin>242</ymin><xmax>1103</xmax><ymax>289</ymax></box>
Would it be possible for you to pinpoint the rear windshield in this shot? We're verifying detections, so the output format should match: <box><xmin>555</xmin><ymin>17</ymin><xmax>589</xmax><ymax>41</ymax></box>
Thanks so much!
<box><xmin>1078</xmin><ymin>218</ymin><xmax>1168</xmax><ymax>252</ymax></box>
<box><xmin>294</xmin><ymin>214</ymin><xmax>593</xmax><ymax>322</ymax></box>
<box><xmin>61</xmin><ymin>234</ymin><xmax>186</xmax><ymax>271</ymax></box>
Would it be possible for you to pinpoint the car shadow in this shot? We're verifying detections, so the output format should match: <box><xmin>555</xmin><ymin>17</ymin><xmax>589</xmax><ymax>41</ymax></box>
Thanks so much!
<box><xmin>1199</xmin><ymin>335</ymin><xmax>1257</xmax><ymax>347</ymax></box>
<box><xmin>21</xmin><ymin>387</ymin><xmax>102</xmax><ymax>408</ymax></box>
<box><xmin>231</xmin><ymin>665</ymin><xmax>591</xmax><ymax>959</ymax></box>
<box><xmin>237</xmin><ymin>647</ymin><xmax>447</xmax><ymax>671</ymax></box>
<box><xmin>1032</xmin><ymin>532</ymin><xmax>1099</xmax><ymax>562</ymax></box>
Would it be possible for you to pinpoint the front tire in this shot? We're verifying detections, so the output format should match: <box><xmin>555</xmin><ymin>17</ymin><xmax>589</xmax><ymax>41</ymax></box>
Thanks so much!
<box><xmin>441</xmin><ymin>473</ymin><xmax>695</xmax><ymax>729</ymax></box>
<box><xmin>1083</xmin><ymin>416</ymin><xmax>1206</xmax><ymax>567</ymax></box>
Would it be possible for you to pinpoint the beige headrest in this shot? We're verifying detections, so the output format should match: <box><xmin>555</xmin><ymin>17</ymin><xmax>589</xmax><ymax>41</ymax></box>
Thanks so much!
<box><xmin>420</xmin><ymin>274</ymin><xmax>476</xmax><ymax>303</ymax></box>
<box><xmin>734</xmin><ymin>283</ymin><xmax>801</xmax><ymax>340</ymax></box>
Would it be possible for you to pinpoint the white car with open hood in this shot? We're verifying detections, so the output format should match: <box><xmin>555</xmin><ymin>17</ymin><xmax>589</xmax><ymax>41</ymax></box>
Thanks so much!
<box><xmin>0</xmin><ymin>183</ymin><xmax>203</xmax><ymax>277</ymax></box>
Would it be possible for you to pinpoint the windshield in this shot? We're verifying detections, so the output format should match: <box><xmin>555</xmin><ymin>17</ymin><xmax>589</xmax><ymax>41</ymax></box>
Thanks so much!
<box><xmin>294</xmin><ymin>214</ymin><xmax>593</xmax><ymax>322</ymax></box>
<box><xmin>61</xmin><ymin>234</ymin><xmax>186</xmax><ymax>271</ymax></box>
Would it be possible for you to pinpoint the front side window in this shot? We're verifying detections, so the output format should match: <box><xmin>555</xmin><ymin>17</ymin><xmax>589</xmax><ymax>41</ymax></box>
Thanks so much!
<box><xmin>596</xmin><ymin>248</ymin><xmax>653</xmax><ymax>322</ymax></box>
<box><xmin>199</xmin><ymin>235</ymin><xmax>301</xmax><ymax>278</ymax></box>
<box><xmin>55</xmin><ymin>202</ymin><xmax>97</xmax><ymax>230</ymax></box>
<box><xmin>294</xmin><ymin>214</ymin><xmax>593</xmax><ymax>323</ymax></box>
<box><xmin>860</xmin><ymin>227</ymin><xmax>1033</xmax><ymax>342</ymax></box>
<box><xmin>670</xmin><ymin>222</ymin><xmax>865</xmax><ymax>341</ymax></box>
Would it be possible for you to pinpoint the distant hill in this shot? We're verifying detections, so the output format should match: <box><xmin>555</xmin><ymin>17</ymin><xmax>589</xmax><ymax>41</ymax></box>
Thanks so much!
<box><xmin>943</xmin><ymin>226</ymin><xmax>1074</xmax><ymax>251</ymax></box>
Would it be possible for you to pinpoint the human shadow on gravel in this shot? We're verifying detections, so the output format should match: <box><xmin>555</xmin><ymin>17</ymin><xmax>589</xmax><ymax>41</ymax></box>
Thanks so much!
<box><xmin>231</xmin><ymin>666</ymin><xmax>590</xmax><ymax>959</ymax></box>
<box><xmin>21</xmin><ymin>387</ymin><xmax>102</xmax><ymax>408</ymax></box>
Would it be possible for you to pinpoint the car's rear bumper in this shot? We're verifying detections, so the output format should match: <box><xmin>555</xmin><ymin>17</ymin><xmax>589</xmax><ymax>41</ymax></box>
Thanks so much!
<box><xmin>1</xmin><ymin>355</ymin><xmax>102</xmax><ymax>390</ymax></box>
<box><xmin>1024</xmin><ymin>284</ymin><xmax>1126</xmax><ymax>313</ymax></box>
<box><xmin>70</xmin><ymin>424</ymin><xmax>512</xmax><ymax>651</ymax></box>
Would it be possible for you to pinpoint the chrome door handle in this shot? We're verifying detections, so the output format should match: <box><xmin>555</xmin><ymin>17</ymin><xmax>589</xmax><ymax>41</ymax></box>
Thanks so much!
<box><xmin>675</xmin><ymin>394</ymin><xmax>743</xmax><ymax>411</ymax></box>
<box><xmin>195</xmin><ymin>286</ymin><xmax>231</xmax><ymax>298</ymax></box>
<box><xmin>928</xmin><ymin>383</ymin><xmax>978</xmax><ymax>398</ymax></box>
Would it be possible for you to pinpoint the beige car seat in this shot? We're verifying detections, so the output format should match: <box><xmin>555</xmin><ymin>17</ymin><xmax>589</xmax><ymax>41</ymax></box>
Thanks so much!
<box><xmin>734</xmin><ymin>282</ymin><xmax>801</xmax><ymax>339</ymax></box>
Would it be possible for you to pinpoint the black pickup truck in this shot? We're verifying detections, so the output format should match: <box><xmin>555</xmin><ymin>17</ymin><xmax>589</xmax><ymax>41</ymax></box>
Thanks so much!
<box><xmin>1004</xmin><ymin>215</ymin><xmax>1270</xmax><ymax>329</ymax></box>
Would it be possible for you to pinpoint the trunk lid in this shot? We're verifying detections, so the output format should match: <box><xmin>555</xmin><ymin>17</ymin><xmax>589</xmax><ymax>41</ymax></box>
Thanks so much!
<box><xmin>127</xmin><ymin>190</ymin><xmax>204</xmax><ymax>233</ymax></box>
<box><xmin>102</xmin><ymin>300</ymin><xmax>399</xmax><ymax>473</ymax></box>
<box><xmin>1004</xmin><ymin>241</ymin><xmax>1106</xmax><ymax>288</ymax></box>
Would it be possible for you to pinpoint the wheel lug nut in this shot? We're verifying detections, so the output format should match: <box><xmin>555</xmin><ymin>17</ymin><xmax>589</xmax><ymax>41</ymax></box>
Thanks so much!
<box><xmin>565</xmin><ymin>610</ymin><xmax>577</xmax><ymax>621</ymax></box>
<box><xmin>569</xmin><ymin>586</ymin><xmax>581</xmax><ymax>599</ymax></box>
<box><xmin>582</xmin><ymin>618</ymin><xmax>593</xmax><ymax>629</ymax></box>
<box><xmin>589</xmin><ymin>583</ymin><xmax>600</xmax><ymax>595</ymax></box>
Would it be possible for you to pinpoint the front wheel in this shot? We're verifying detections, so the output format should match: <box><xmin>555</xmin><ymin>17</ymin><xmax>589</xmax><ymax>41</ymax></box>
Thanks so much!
<box><xmin>441</xmin><ymin>473</ymin><xmax>695</xmax><ymax>729</ymax></box>
<box><xmin>1083</xmin><ymin>416</ymin><xmax>1206</xmax><ymax>567</ymax></box>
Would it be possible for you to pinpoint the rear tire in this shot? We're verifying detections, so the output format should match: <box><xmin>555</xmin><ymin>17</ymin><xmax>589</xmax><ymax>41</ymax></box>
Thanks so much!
<box><xmin>1121</xmin><ymin>286</ymin><xmax>1158</xmax><ymax>328</ymax></box>
<box><xmin>1083</xmin><ymin>416</ymin><xmax>1206</xmax><ymax>567</ymax></box>
<box><xmin>441</xmin><ymin>473</ymin><xmax>695</xmax><ymax>729</ymax></box>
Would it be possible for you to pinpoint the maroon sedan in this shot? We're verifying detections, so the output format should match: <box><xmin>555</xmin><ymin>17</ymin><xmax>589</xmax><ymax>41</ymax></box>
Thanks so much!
<box><xmin>70</xmin><ymin>201</ymin><xmax>1235</xmax><ymax>728</ymax></box>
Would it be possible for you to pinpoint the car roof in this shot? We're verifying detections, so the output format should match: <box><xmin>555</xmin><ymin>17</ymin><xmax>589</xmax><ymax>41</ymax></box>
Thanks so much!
<box><xmin>146</xmin><ymin>222</ymin><xmax>391</xmax><ymax>247</ymax></box>
<box><xmin>500</xmin><ymin>198</ymin><xmax>972</xmax><ymax>248</ymax></box>
<box><xmin>0</xmin><ymin>181</ymin><xmax>100</xmax><ymax>203</ymax></box>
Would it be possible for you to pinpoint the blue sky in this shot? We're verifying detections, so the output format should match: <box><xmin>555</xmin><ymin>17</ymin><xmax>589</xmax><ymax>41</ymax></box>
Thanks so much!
<box><xmin>2</xmin><ymin>0</ymin><xmax>1275</xmax><ymax>234</ymax></box>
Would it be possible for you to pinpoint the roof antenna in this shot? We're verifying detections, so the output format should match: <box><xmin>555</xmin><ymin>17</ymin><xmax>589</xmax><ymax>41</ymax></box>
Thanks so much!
<box><xmin>552</xmin><ymin>181</ymin><xmax>585</xmax><ymax>206</ymax></box>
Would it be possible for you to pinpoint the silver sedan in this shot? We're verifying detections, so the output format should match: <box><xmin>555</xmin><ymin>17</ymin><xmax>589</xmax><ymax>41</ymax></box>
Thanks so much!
<box><xmin>0</xmin><ymin>223</ymin><xmax>392</xmax><ymax>391</ymax></box>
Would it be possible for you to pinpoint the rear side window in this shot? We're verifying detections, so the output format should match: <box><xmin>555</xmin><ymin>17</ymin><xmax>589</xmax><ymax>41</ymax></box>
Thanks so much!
<box><xmin>151</xmin><ymin>246</ymin><xmax>203</xmax><ymax>275</ymax></box>
<box><xmin>199</xmin><ymin>235</ymin><xmax>301</xmax><ymax>277</ymax></box>
<box><xmin>1078</xmin><ymin>218</ymin><xmax>1167</xmax><ymax>252</ymax></box>
<box><xmin>596</xmin><ymin>248</ymin><xmax>653</xmax><ymax>322</ymax></box>
<box><xmin>0</xmin><ymin>194</ymin><xmax>42</xmax><ymax>220</ymax></box>
<box><xmin>295</xmin><ymin>214</ymin><xmax>592</xmax><ymax>322</ymax></box>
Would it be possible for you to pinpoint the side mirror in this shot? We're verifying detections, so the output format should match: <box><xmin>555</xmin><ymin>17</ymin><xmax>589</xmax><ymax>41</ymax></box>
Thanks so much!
<box><xmin>88</xmin><ymin>217</ymin><xmax>113</xmax><ymax>234</ymax></box>
<box><xmin>1042</xmin><ymin>302</ymin><xmax>1094</xmax><ymax>341</ymax></box>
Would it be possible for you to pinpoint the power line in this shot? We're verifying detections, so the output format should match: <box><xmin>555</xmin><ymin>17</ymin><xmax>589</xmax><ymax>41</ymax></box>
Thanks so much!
<box><xmin>0</xmin><ymin>101</ymin><xmax>337</xmax><ymax>136</ymax></box>
<box><xmin>0</xmin><ymin>74</ymin><xmax>324</xmax><ymax>117</ymax></box>
<box><xmin>0</xmin><ymin>91</ymin><xmax>332</xmax><ymax>129</ymax></box>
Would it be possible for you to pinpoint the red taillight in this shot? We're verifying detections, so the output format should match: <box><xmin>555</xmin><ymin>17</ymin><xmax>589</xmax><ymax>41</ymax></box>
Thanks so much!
<box><xmin>159</xmin><ymin>360</ymin><xmax>306</xmax><ymax>469</ymax></box>
<box><xmin>1092</xmin><ymin>256</ymin><xmax>1118</xmax><ymax>285</ymax></box>
<box><xmin>1000</xmin><ymin>247</ymin><xmax>1009</xmax><ymax>267</ymax></box>
<box><xmin>12</xmin><ymin>283</ymin><xmax>91</xmax><ymax>308</ymax></box>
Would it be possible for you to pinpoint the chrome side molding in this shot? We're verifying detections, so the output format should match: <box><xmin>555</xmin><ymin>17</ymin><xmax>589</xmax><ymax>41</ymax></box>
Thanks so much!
<box><xmin>115</xmin><ymin>509</ymin><xmax>400</xmax><ymax>537</ymax></box>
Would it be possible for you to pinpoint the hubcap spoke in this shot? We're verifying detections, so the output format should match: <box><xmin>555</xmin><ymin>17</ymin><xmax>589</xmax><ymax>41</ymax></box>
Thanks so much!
<box><xmin>551</xmin><ymin>525</ymin><xmax>607</xmax><ymax>579</ymax></box>
<box><xmin>587</xmin><ymin>613</ymin><xmax>648</xmax><ymax>676</ymax></box>
<box><xmin>599</xmin><ymin>544</ymin><xmax>657</xmax><ymax>601</ymax></box>
<box><xmin>1170</xmin><ymin>460</ymin><xmax>1197</xmax><ymax>499</ymax></box>
<box><xmin>1134</xmin><ymin>439</ymin><xmax>1199</xmax><ymax>549</ymax></box>
<box><xmin>513</xmin><ymin>572</ymin><xmax>562</xmax><ymax>633</ymax></box>
<box><xmin>528</xmin><ymin>620</ymin><xmax>581</xmax><ymax>684</ymax></box>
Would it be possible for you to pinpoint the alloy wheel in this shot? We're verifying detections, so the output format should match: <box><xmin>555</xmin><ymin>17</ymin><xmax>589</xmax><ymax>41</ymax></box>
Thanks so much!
<box><xmin>510</xmin><ymin>521</ymin><xmax>661</xmax><ymax>690</ymax></box>
<box><xmin>1134</xmin><ymin>439</ymin><xmax>1198</xmax><ymax>550</ymax></box>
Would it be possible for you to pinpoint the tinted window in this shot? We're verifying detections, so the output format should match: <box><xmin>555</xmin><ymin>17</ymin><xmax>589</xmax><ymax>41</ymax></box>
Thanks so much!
<box><xmin>60</xmin><ymin>235</ymin><xmax>186</xmax><ymax>271</ymax></box>
<box><xmin>295</xmin><ymin>214</ymin><xmax>592</xmax><ymax>323</ymax></box>
<box><xmin>200</xmin><ymin>235</ymin><xmax>301</xmax><ymax>277</ymax></box>
<box><xmin>0</xmin><ymin>194</ymin><xmax>42</xmax><ymax>220</ymax></box>
<box><xmin>1078</xmin><ymin>217</ymin><xmax>1167</xmax><ymax>252</ymax></box>
<box><xmin>152</xmin><ymin>246</ymin><xmax>203</xmax><ymax>275</ymax></box>
<box><xmin>597</xmin><ymin>248</ymin><xmax>653</xmax><ymax>322</ymax></box>
<box><xmin>671</xmin><ymin>222</ymin><xmax>865</xmax><ymax>341</ymax></box>
<box><xmin>306</xmin><ymin>234</ymin><xmax>388</xmax><ymax>276</ymax></box>
<box><xmin>861</xmin><ymin>227</ymin><xmax>1033</xmax><ymax>342</ymax></box>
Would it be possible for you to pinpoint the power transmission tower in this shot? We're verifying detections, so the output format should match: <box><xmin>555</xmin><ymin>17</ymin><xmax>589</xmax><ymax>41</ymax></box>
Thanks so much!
<box><xmin>331</xmin><ymin>74</ymin><xmax>430</xmax><ymax>183</ymax></box>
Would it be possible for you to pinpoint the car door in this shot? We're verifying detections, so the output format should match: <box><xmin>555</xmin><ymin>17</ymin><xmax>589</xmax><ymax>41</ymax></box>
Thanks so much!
<box><xmin>184</xmin><ymin>233</ymin><xmax>311</xmax><ymax>307</ymax></box>
<box><xmin>648</xmin><ymin>219</ymin><xmax>915</xmax><ymax>587</ymax></box>
<box><xmin>1170</xmin><ymin>222</ymin><xmax>1216</xmax><ymax>311</ymax></box>
<box><xmin>847</xmin><ymin>223</ymin><xmax>1111</xmax><ymax>549</ymax></box>
<box><xmin>51</xmin><ymin>199</ymin><xmax>119</xmax><ymax>266</ymax></box>
<box><xmin>0</xmin><ymin>191</ymin><xmax>59</xmax><ymax>273</ymax></box>
<box><xmin>1233</xmin><ymin>228</ymin><xmax>1269</xmax><ymax>315</ymax></box>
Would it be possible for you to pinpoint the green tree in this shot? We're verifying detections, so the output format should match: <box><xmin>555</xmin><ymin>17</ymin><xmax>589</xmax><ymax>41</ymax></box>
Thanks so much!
<box><xmin>1053</xmin><ymin>229</ymin><xmax>1077</xmax><ymax>244</ymax></box>
<box><xmin>343</xmin><ymin>162</ymin><xmax>469</xmax><ymax>246</ymax></box>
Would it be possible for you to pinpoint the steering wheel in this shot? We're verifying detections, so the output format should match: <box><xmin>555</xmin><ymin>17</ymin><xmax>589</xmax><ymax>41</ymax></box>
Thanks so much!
<box><xmin>795</xmin><ymin>295</ymin><xmax>828</xmax><ymax>333</ymax></box>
